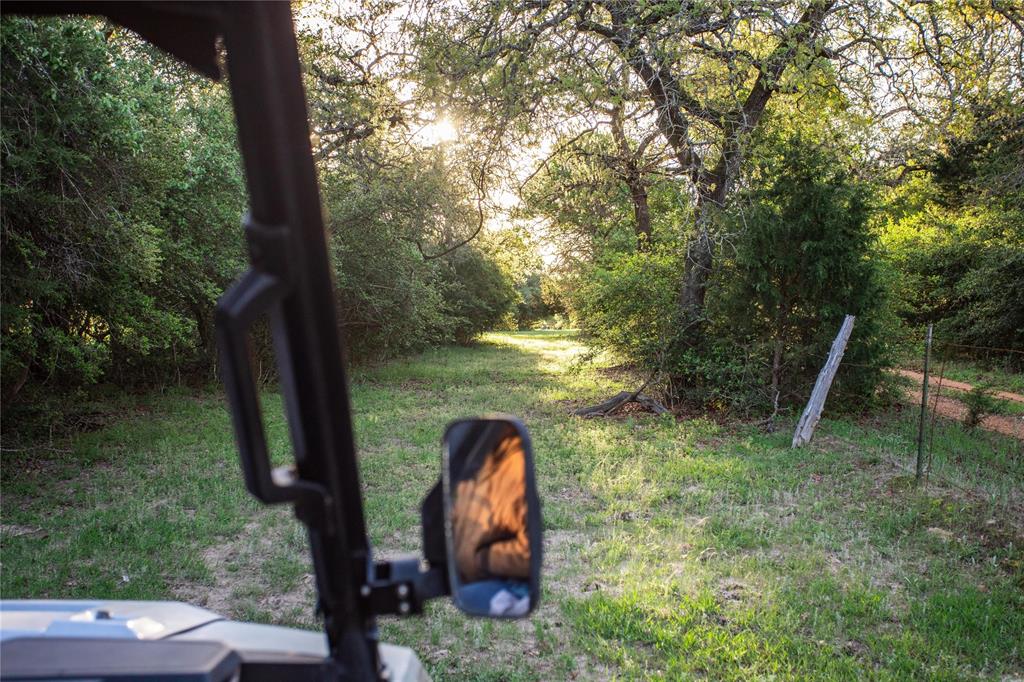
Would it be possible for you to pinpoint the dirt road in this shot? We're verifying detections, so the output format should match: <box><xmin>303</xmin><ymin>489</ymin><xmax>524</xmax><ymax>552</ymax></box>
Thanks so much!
<box><xmin>897</xmin><ymin>369</ymin><xmax>1023</xmax><ymax>439</ymax></box>
<box><xmin>896</xmin><ymin>369</ymin><xmax>1024</xmax><ymax>404</ymax></box>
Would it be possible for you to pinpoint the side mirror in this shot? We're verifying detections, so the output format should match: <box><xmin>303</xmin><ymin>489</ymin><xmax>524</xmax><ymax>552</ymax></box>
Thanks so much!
<box><xmin>442</xmin><ymin>417</ymin><xmax>542</xmax><ymax>618</ymax></box>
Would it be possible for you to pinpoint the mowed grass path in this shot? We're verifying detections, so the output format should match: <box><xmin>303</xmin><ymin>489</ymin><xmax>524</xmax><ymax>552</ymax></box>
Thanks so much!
<box><xmin>3</xmin><ymin>331</ymin><xmax>1022</xmax><ymax>680</ymax></box>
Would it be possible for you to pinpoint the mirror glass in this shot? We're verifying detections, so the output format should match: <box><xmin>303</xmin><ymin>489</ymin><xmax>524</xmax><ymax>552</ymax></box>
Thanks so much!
<box><xmin>443</xmin><ymin>418</ymin><xmax>539</xmax><ymax>618</ymax></box>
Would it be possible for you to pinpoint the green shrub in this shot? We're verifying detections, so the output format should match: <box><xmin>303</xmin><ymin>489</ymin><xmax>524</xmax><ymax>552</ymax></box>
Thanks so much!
<box><xmin>569</xmin><ymin>243</ymin><xmax>683</xmax><ymax>374</ymax></box>
<box><xmin>962</xmin><ymin>385</ymin><xmax>1005</xmax><ymax>430</ymax></box>
<box><xmin>708</xmin><ymin>133</ymin><xmax>895</xmax><ymax>411</ymax></box>
<box><xmin>566</xmin><ymin>135</ymin><xmax>895</xmax><ymax>414</ymax></box>
<box><xmin>514</xmin><ymin>272</ymin><xmax>563</xmax><ymax>330</ymax></box>
<box><xmin>322</xmin><ymin>159</ymin><xmax>517</xmax><ymax>356</ymax></box>
<box><xmin>323</xmin><ymin>165</ymin><xmax>452</xmax><ymax>358</ymax></box>
<box><xmin>880</xmin><ymin>100</ymin><xmax>1024</xmax><ymax>365</ymax></box>
<box><xmin>1</xmin><ymin>17</ymin><xmax>245</xmax><ymax>398</ymax></box>
<box><xmin>1</xmin><ymin>15</ymin><xmax>522</xmax><ymax>404</ymax></box>
<box><xmin>441</xmin><ymin>246</ymin><xmax>517</xmax><ymax>344</ymax></box>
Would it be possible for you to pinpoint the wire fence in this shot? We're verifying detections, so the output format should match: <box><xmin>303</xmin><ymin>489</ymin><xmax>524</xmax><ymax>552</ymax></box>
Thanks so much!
<box><xmin>889</xmin><ymin>326</ymin><xmax>1023</xmax><ymax>503</ymax></box>
<box><xmin>779</xmin><ymin>319</ymin><xmax>1024</xmax><ymax>506</ymax></box>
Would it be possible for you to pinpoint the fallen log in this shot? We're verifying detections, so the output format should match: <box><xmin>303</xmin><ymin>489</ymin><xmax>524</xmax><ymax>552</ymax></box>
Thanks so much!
<box><xmin>634</xmin><ymin>395</ymin><xmax>671</xmax><ymax>415</ymax></box>
<box><xmin>572</xmin><ymin>390</ymin><xmax>670</xmax><ymax>418</ymax></box>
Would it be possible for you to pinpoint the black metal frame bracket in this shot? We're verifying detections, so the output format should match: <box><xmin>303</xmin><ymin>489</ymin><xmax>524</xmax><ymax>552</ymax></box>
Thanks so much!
<box><xmin>362</xmin><ymin>560</ymin><xmax>449</xmax><ymax>618</ymax></box>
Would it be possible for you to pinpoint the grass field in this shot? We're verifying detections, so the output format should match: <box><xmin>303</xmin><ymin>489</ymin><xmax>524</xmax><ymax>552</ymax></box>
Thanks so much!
<box><xmin>2</xmin><ymin>331</ymin><xmax>1022</xmax><ymax>680</ymax></box>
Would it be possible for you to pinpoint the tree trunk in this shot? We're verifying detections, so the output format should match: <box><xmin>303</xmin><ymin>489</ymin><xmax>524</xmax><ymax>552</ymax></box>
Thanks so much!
<box><xmin>629</xmin><ymin>181</ymin><xmax>651</xmax><ymax>251</ymax></box>
<box><xmin>665</xmin><ymin>195</ymin><xmax>717</xmax><ymax>400</ymax></box>
<box><xmin>609</xmin><ymin>98</ymin><xmax>653</xmax><ymax>253</ymax></box>
<box><xmin>2</xmin><ymin>363</ymin><xmax>30</xmax><ymax>404</ymax></box>
<box><xmin>770</xmin><ymin>338</ymin><xmax>784</xmax><ymax>402</ymax></box>
<box><xmin>676</xmin><ymin>197</ymin><xmax>715</xmax><ymax>340</ymax></box>
<box><xmin>770</xmin><ymin>302</ymin><xmax>786</xmax><ymax>402</ymax></box>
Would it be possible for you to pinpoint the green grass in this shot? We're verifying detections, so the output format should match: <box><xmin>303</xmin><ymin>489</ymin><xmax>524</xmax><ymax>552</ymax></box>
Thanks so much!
<box><xmin>3</xmin><ymin>331</ymin><xmax>1022</xmax><ymax>679</ymax></box>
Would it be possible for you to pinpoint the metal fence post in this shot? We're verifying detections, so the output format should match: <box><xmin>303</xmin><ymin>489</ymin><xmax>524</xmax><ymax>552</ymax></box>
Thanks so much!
<box><xmin>916</xmin><ymin>324</ymin><xmax>932</xmax><ymax>484</ymax></box>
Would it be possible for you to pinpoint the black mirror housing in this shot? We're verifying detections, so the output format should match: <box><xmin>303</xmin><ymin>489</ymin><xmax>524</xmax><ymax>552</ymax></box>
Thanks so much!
<box><xmin>440</xmin><ymin>416</ymin><xmax>542</xmax><ymax>618</ymax></box>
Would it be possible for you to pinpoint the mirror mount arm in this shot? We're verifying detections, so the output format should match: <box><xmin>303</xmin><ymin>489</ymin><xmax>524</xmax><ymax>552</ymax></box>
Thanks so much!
<box><xmin>362</xmin><ymin>559</ymin><xmax>450</xmax><ymax>617</ymax></box>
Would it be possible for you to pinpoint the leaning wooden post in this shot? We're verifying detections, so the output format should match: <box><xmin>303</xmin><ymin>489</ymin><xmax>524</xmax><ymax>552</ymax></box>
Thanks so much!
<box><xmin>915</xmin><ymin>324</ymin><xmax>932</xmax><ymax>484</ymax></box>
<box><xmin>792</xmin><ymin>315</ymin><xmax>856</xmax><ymax>448</ymax></box>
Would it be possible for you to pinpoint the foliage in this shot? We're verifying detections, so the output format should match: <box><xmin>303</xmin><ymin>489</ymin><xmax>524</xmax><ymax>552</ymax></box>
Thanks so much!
<box><xmin>0</xmin><ymin>18</ymin><xmax>245</xmax><ymax>399</ymax></box>
<box><xmin>962</xmin><ymin>385</ymin><xmax>1005</xmax><ymax>430</ymax></box>
<box><xmin>511</xmin><ymin>273</ymin><xmax>559</xmax><ymax>330</ymax></box>
<box><xmin>320</xmin><ymin>135</ymin><xmax>519</xmax><ymax>356</ymax></box>
<box><xmin>441</xmin><ymin>246</ymin><xmax>517</xmax><ymax>344</ymax></box>
<box><xmin>711</xmin><ymin>134</ymin><xmax>893</xmax><ymax>410</ymax></box>
<box><xmin>300</xmin><ymin>0</ymin><xmax>521</xmax><ymax>354</ymax></box>
<box><xmin>881</xmin><ymin>100</ymin><xmax>1024</xmax><ymax>363</ymax></box>
<box><xmin>521</xmin><ymin>133</ymin><xmax>689</xmax><ymax>263</ymax></box>
<box><xmin>472</xmin><ymin>226</ymin><xmax>561</xmax><ymax>330</ymax></box>
<box><xmin>323</xmin><ymin>154</ymin><xmax>454</xmax><ymax>358</ymax></box>
<box><xmin>1</xmin><ymin>14</ymin><xmax>523</xmax><ymax>406</ymax></box>
<box><xmin>415</xmin><ymin>0</ymin><xmax>1023</xmax><ymax>401</ymax></box>
<box><xmin>569</xmin><ymin>243</ymin><xmax>683</xmax><ymax>375</ymax></box>
<box><xmin>520</xmin><ymin>135</ymin><xmax>632</xmax><ymax>260</ymax></box>
<box><xmin>568</xmin><ymin>135</ymin><xmax>894</xmax><ymax>413</ymax></box>
<box><xmin>4</xmin><ymin>2</ymin><xmax>1021</xmax><ymax>416</ymax></box>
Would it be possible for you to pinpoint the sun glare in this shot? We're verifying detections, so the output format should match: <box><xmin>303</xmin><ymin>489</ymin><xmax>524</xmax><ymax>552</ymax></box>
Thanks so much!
<box><xmin>416</xmin><ymin>117</ymin><xmax>458</xmax><ymax>146</ymax></box>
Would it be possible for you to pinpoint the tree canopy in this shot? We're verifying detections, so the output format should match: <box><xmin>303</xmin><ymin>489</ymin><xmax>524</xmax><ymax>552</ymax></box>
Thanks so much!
<box><xmin>2</xmin><ymin>1</ymin><xmax>1021</xmax><ymax>412</ymax></box>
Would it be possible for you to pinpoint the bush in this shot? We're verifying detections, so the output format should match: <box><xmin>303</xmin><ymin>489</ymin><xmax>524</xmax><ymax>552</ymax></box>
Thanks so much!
<box><xmin>441</xmin><ymin>246</ymin><xmax>517</xmax><ymax>344</ymax></box>
<box><xmin>514</xmin><ymin>272</ymin><xmax>563</xmax><ymax>330</ymax></box>
<box><xmin>1</xmin><ymin>17</ymin><xmax>245</xmax><ymax>399</ymax></box>
<box><xmin>569</xmin><ymin>243</ymin><xmax>683</xmax><ymax>373</ymax></box>
<box><xmin>1</xmin><ymin>15</ymin><xmax>522</xmax><ymax>406</ymax></box>
<box><xmin>567</xmin><ymin>135</ymin><xmax>894</xmax><ymax>414</ymax></box>
<box><xmin>321</xmin><ymin>151</ymin><xmax>518</xmax><ymax>357</ymax></box>
<box><xmin>962</xmin><ymin>385</ymin><xmax>1004</xmax><ymax>430</ymax></box>
<box><xmin>881</xmin><ymin>100</ymin><xmax>1024</xmax><ymax>365</ymax></box>
<box><xmin>707</xmin><ymin>134</ymin><xmax>894</xmax><ymax>411</ymax></box>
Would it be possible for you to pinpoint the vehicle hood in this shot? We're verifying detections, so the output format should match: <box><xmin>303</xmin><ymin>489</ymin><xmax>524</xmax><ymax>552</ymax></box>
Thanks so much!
<box><xmin>0</xmin><ymin>600</ymin><xmax>425</xmax><ymax>679</ymax></box>
<box><xmin>0</xmin><ymin>600</ymin><xmax>224</xmax><ymax>642</ymax></box>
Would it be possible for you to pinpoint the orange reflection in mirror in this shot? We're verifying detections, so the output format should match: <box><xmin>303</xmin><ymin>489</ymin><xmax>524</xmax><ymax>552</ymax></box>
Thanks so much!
<box><xmin>451</xmin><ymin>429</ymin><xmax>530</xmax><ymax>583</ymax></box>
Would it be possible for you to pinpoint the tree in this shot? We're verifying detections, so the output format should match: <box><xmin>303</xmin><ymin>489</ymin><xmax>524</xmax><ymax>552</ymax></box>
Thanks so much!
<box><xmin>419</xmin><ymin>1</ymin><xmax>846</xmax><ymax>348</ymax></box>
<box><xmin>442</xmin><ymin>245</ymin><xmax>518</xmax><ymax>343</ymax></box>
<box><xmin>418</xmin><ymin>0</ymin><xmax>1023</xmax><ymax>379</ymax></box>
<box><xmin>522</xmin><ymin>133</ymin><xmax>646</xmax><ymax>260</ymax></box>
<box><xmin>0</xmin><ymin>17</ymin><xmax>245</xmax><ymax>399</ymax></box>
<box><xmin>319</xmin><ymin>140</ymin><xmax>520</xmax><ymax>355</ymax></box>
<box><xmin>881</xmin><ymin>98</ymin><xmax>1024</xmax><ymax>361</ymax></box>
<box><xmin>718</xmin><ymin>133</ymin><xmax>890</xmax><ymax>409</ymax></box>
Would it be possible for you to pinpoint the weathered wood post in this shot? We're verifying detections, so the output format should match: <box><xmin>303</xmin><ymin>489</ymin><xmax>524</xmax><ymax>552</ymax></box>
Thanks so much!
<box><xmin>915</xmin><ymin>324</ymin><xmax>933</xmax><ymax>484</ymax></box>
<box><xmin>792</xmin><ymin>315</ymin><xmax>856</xmax><ymax>448</ymax></box>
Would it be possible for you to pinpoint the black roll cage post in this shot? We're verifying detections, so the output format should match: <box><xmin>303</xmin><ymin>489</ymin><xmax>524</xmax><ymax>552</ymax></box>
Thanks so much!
<box><xmin>2</xmin><ymin>2</ymin><xmax>447</xmax><ymax>680</ymax></box>
<box><xmin>216</xmin><ymin>5</ymin><xmax>383</xmax><ymax>678</ymax></box>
